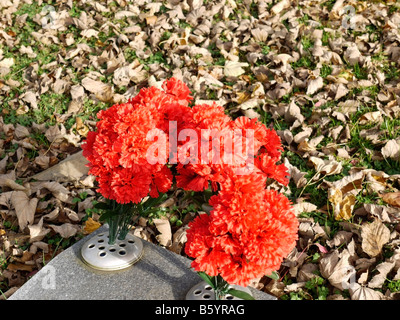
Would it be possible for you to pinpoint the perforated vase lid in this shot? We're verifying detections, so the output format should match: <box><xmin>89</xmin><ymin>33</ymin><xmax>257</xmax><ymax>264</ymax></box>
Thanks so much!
<box><xmin>186</xmin><ymin>281</ymin><xmax>253</xmax><ymax>300</ymax></box>
<box><xmin>81</xmin><ymin>231</ymin><xmax>143</xmax><ymax>271</ymax></box>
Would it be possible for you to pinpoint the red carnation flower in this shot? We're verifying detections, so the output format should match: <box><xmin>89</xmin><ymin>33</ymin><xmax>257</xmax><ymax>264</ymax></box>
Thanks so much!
<box><xmin>185</xmin><ymin>187</ymin><xmax>298</xmax><ymax>287</ymax></box>
<box><xmin>82</xmin><ymin>78</ymin><xmax>193</xmax><ymax>204</ymax></box>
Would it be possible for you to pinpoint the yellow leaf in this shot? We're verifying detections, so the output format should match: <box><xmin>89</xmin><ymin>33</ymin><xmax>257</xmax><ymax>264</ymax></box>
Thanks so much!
<box><xmin>236</xmin><ymin>92</ymin><xmax>251</xmax><ymax>105</ymax></box>
<box><xmin>298</xmin><ymin>140</ymin><xmax>315</xmax><ymax>152</ymax></box>
<box><xmin>329</xmin><ymin>188</ymin><xmax>356</xmax><ymax>221</ymax></box>
<box><xmin>83</xmin><ymin>217</ymin><xmax>101</xmax><ymax>234</ymax></box>
<box><xmin>328</xmin><ymin>188</ymin><xmax>342</xmax><ymax>205</ymax></box>
<box><xmin>338</xmin><ymin>70</ymin><xmax>354</xmax><ymax>81</ymax></box>
<box><xmin>145</xmin><ymin>15</ymin><xmax>157</xmax><ymax>25</ymax></box>
<box><xmin>337</xmin><ymin>194</ymin><xmax>356</xmax><ymax>220</ymax></box>
<box><xmin>372</xmin><ymin>175</ymin><xmax>386</xmax><ymax>184</ymax></box>
<box><xmin>75</xmin><ymin>117</ymin><xmax>89</xmax><ymax>137</ymax></box>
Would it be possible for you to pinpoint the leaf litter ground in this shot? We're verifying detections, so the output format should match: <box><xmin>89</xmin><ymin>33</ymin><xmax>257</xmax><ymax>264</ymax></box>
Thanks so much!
<box><xmin>1</xmin><ymin>0</ymin><xmax>400</xmax><ymax>300</ymax></box>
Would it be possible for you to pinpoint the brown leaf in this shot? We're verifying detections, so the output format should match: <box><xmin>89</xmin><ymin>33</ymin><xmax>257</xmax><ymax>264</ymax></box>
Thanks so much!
<box><xmin>306</xmin><ymin>77</ymin><xmax>323</xmax><ymax>95</ymax></box>
<box><xmin>309</xmin><ymin>157</ymin><xmax>343</xmax><ymax>176</ymax></box>
<box><xmin>14</xmin><ymin>124</ymin><xmax>30</xmax><ymax>139</ymax></box>
<box><xmin>31</xmin><ymin>181</ymin><xmax>70</xmax><ymax>203</ymax></box>
<box><xmin>0</xmin><ymin>191</ymin><xmax>13</xmax><ymax>208</ymax></box>
<box><xmin>270</xmin><ymin>0</ymin><xmax>290</xmax><ymax>14</ymax></box>
<box><xmin>361</xmin><ymin>219</ymin><xmax>390</xmax><ymax>257</ymax></box>
<box><xmin>0</xmin><ymin>287</ymin><xmax>19</xmax><ymax>300</ymax></box>
<box><xmin>381</xmin><ymin>139</ymin><xmax>400</xmax><ymax>159</ymax></box>
<box><xmin>0</xmin><ymin>57</ymin><xmax>14</xmax><ymax>68</ymax></box>
<box><xmin>368</xmin><ymin>261</ymin><xmax>396</xmax><ymax>289</ymax></box>
<box><xmin>45</xmin><ymin>124</ymin><xmax>66</xmax><ymax>143</ymax></box>
<box><xmin>28</xmin><ymin>217</ymin><xmax>50</xmax><ymax>243</ymax></box>
<box><xmin>153</xmin><ymin>218</ymin><xmax>172</xmax><ymax>247</ymax></box>
<box><xmin>292</xmin><ymin>202</ymin><xmax>318</xmax><ymax>217</ymax></box>
<box><xmin>11</xmin><ymin>191</ymin><xmax>38</xmax><ymax>231</ymax></box>
<box><xmin>326</xmin><ymin>170</ymin><xmax>364</xmax><ymax>195</ymax></box>
<box><xmin>297</xmin><ymin>263</ymin><xmax>319</xmax><ymax>282</ymax></box>
<box><xmin>74</xmin><ymin>117</ymin><xmax>89</xmax><ymax>137</ymax></box>
<box><xmin>338</xmin><ymin>194</ymin><xmax>356</xmax><ymax>221</ymax></box>
<box><xmin>265</xmin><ymin>279</ymin><xmax>285</xmax><ymax>298</ymax></box>
<box><xmin>0</xmin><ymin>177</ymin><xmax>27</xmax><ymax>192</ymax></box>
<box><xmin>7</xmin><ymin>262</ymin><xmax>34</xmax><ymax>272</ymax></box>
<box><xmin>319</xmin><ymin>250</ymin><xmax>355</xmax><ymax>290</ymax></box>
<box><xmin>49</xmin><ymin>223</ymin><xmax>80</xmax><ymax>238</ymax></box>
<box><xmin>284</xmin><ymin>158</ymin><xmax>307</xmax><ymax>188</ymax></box>
<box><xmin>326</xmin><ymin>231</ymin><xmax>354</xmax><ymax>248</ymax></box>
<box><xmin>31</xmin><ymin>150</ymin><xmax>89</xmax><ymax>183</ymax></box>
<box><xmin>81</xmin><ymin>77</ymin><xmax>113</xmax><ymax>102</ymax></box>
<box><xmin>363</xmin><ymin>203</ymin><xmax>400</xmax><ymax>223</ymax></box>
<box><xmin>349</xmin><ymin>284</ymin><xmax>383</xmax><ymax>300</ymax></box>
<box><xmin>285</xmin><ymin>100</ymin><xmax>305</xmax><ymax>124</ymax></box>
<box><xmin>14</xmin><ymin>251</ymin><xmax>33</xmax><ymax>263</ymax></box>
<box><xmin>34</xmin><ymin>154</ymin><xmax>50</xmax><ymax>170</ymax></box>
<box><xmin>380</xmin><ymin>192</ymin><xmax>400</xmax><ymax>207</ymax></box>
<box><xmin>224</xmin><ymin>61</ymin><xmax>248</xmax><ymax>77</ymax></box>
<box><xmin>169</xmin><ymin>226</ymin><xmax>188</xmax><ymax>254</ymax></box>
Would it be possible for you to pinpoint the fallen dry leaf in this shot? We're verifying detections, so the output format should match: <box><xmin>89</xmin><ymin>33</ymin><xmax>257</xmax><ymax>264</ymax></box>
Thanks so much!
<box><xmin>83</xmin><ymin>217</ymin><xmax>102</xmax><ymax>234</ymax></box>
<box><xmin>2</xmin><ymin>0</ymin><xmax>400</xmax><ymax>301</ymax></box>
<box><xmin>169</xmin><ymin>226</ymin><xmax>188</xmax><ymax>254</ymax></box>
<box><xmin>265</xmin><ymin>279</ymin><xmax>285</xmax><ymax>298</ymax></box>
<box><xmin>30</xmin><ymin>181</ymin><xmax>70</xmax><ymax>203</ymax></box>
<box><xmin>81</xmin><ymin>77</ymin><xmax>113</xmax><ymax>102</ymax></box>
<box><xmin>31</xmin><ymin>150</ymin><xmax>89</xmax><ymax>182</ymax></box>
<box><xmin>379</xmin><ymin>192</ymin><xmax>400</xmax><ymax>208</ymax></box>
<box><xmin>368</xmin><ymin>261</ymin><xmax>395</xmax><ymax>289</ymax></box>
<box><xmin>319</xmin><ymin>249</ymin><xmax>355</xmax><ymax>290</ymax></box>
<box><xmin>328</xmin><ymin>188</ymin><xmax>357</xmax><ymax>221</ymax></box>
<box><xmin>0</xmin><ymin>176</ymin><xmax>27</xmax><ymax>192</ymax></box>
<box><xmin>28</xmin><ymin>217</ymin><xmax>50</xmax><ymax>243</ymax></box>
<box><xmin>363</xmin><ymin>203</ymin><xmax>400</xmax><ymax>223</ymax></box>
<box><xmin>7</xmin><ymin>262</ymin><xmax>34</xmax><ymax>272</ymax></box>
<box><xmin>153</xmin><ymin>218</ymin><xmax>172</xmax><ymax>247</ymax></box>
<box><xmin>361</xmin><ymin>219</ymin><xmax>390</xmax><ymax>258</ymax></box>
<box><xmin>381</xmin><ymin>139</ymin><xmax>400</xmax><ymax>159</ymax></box>
<box><xmin>349</xmin><ymin>283</ymin><xmax>383</xmax><ymax>300</ymax></box>
<box><xmin>224</xmin><ymin>61</ymin><xmax>248</xmax><ymax>77</ymax></box>
<box><xmin>326</xmin><ymin>170</ymin><xmax>364</xmax><ymax>195</ymax></box>
<box><xmin>306</xmin><ymin>77</ymin><xmax>323</xmax><ymax>95</ymax></box>
<box><xmin>11</xmin><ymin>191</ymin><xmax>38</xmax><ymax>231</ymax></box>
<box><xmin>309</xmin><ymin>157</ymin><xmax>343</xmax><ymax>176</ymax></box>
<box><xmin>292</xmin><ymin>201</ymin><xmax>318</xmax><ymax>217</ymax></box>
<box><xmin>297</xmin><ymin>263</ymin><xmax>319</xmax><ymax>282</ymax></box>
<box><xmin>49</xmin><ymin>223</ymin><xmax>80</xmax><ymax>238</ymax></box>
<box><xmin>270</xmin><ymin>0</ymin><xmax>290</xmax><ymax>14</ymax></box>
<box><xmin>0</xmin><ymin>57</ymin><xmax>14</xmax><ymax>68</ymax></box>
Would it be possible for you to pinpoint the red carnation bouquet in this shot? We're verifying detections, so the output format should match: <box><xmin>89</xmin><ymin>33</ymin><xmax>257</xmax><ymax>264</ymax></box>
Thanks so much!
<box><xmin>177</xmin><ymin>103</ymin><xmax>298</xmax><ymax>299</ymax></box>
<box><xmin>82</xmin><ymin>78</ymin><xmax>193</xmax><ymax>243</ymax></box>
<box><xmin>82</xmin><ymin>78</ymin><xmax>298</xmax><ymax>299</ymax></box>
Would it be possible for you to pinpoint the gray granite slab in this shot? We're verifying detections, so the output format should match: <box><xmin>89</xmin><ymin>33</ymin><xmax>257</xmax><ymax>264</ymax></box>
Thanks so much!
<box><xmin>9</xmin><ymin>226</ymin><xmax>276</xmax><ymax>300</ymax></box>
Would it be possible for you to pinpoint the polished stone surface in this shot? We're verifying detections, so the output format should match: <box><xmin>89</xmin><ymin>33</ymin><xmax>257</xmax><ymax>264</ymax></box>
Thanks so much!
<box><xmin>9</xmin><ymin>226</ymin><xmax>277</xmax><ymax>300</ymax></box>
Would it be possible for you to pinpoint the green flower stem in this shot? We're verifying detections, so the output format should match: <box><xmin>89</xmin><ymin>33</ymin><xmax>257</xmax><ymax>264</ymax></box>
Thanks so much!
<box><xmin>214</xmin><ymin>275</ymin><xmax>230</xmax><ymax>300</ymax></box>
<box><xmin>100</xmin><ymin>193</ymin><xmax>168</xmax><ymax>245</ymax></box>
<box><xmin>197</xmin><ymin>272</ymin><xmax>255</xmax><ymax>300</ymax></box>
<box><xmin>107</xmin><ymin>203</ymin><xmax>135</xmax><ymax>245</ymax></box>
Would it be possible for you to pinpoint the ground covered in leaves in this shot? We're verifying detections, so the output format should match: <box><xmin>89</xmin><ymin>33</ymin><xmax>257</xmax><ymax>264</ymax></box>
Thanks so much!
<box><xmin>1</xmin><ymin>0</ymin><xmax>400</xmax><ymax>300</ymax></box>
